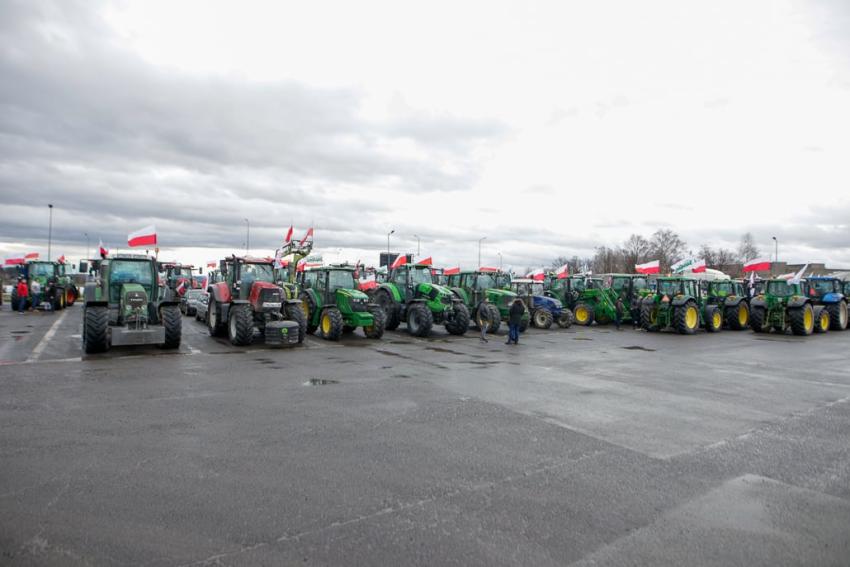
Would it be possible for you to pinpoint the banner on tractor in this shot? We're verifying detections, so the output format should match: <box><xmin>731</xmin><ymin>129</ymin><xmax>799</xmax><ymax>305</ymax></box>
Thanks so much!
<box><xmin>479</xmin><ymin>266</ymin><xmax>499</xmax><ymax>273</ymax></box>
<box><xmin>671</xmin><ymin>257</ymin><xmax>706</xmax><ymax>274</ymax></box>
<box><xmin>743</xmin><ymin>257</ymin><xmax>771</xmax><ymax>273</ymax></box>
<box><xmin>25</xmin><ymin>252</ymin><xmax>39</xmax><ymax>259</ymax></box>
<box><xmin>635</xmin><ymin>260</ymin><xmax>660</xmax><ymax>274</ymax></box>
<box><xmin>526</xmin><ymin>268</ymin><xmax>545</xmax><ymax>281</ymax></box>
<box><xmin>555</xmin><ymin>264</ymin><xmax>569</xmax><ymax>279</ymax></box>
<box><xmin>128</xmin><ymin>225</ymin><xmax>157</xmax><ymax>248</ymax></box>
<box><xmin>358</xmin><ymin>275</ymin><xmax>377</xmax><ymax>291</ymax></box>
<box><xmin>444</xmin><ymin>267</ymin><xmax>460</xmax><ymax>276</ymax></box>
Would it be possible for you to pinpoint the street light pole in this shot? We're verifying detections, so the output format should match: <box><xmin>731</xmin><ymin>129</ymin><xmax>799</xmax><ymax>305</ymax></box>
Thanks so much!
<box><xmin>478</xmin><ymin>236</ymin><xmax>487</xmax><ymax>268</ymax></box>
<box><xmin>85</xmin><ymin>232</ymin><xmax>90</xmax><ymax>259</ymax></box>
<box><xmin>47</xmin><ymin>204</ymin><xmax>53</xmax><ymax>261</ymax></box>
<box><xmin>772</xmin><ymin>236</ymin><xmax>778</xmax><ymax>264</ymax></box>
<box><xmin>244</xmin><ymin>218</ymin><xmax>250</xmax><ymax>255</ymax></box>
<box><xmin>387</xmin><ymin>229</ymin><xmax>395</xmax><ymax>266</ymax></box>
<box><xmin>413</xmin><ymin>234</ymin><xmax>420</xmax><ymax>257</ymax></box>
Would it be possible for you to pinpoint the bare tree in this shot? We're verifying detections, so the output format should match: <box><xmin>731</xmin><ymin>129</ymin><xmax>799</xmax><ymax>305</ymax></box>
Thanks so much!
<box><xmin>649</xmin><ymin>229</ymin><xmax>686</xmax><ymax>272</ymax></box>
<box><xmin>621</xmin><ymin>234</ymin><xmax>651</xmax><ymax>271</ymax></box>
<box><xmin>737</xmin><ymin>232</ymin><xmax>760</xmax><ymax>262</ymax></box>
<box><xmin>592</xmin><ymin>246</ymin><xmax>621</xmax><ymax>273</ymax></box>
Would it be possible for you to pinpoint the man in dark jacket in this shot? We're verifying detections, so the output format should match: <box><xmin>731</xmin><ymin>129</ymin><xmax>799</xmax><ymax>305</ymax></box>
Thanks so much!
<box><xmin>614</xmin><ymin>297</ymin><xmax>624</xmax><ymax>330</ymax></box>
<box><xmin>506</xmin><ymin>298</ymin><xmax>525</xmax><ymax>345</ymax></box>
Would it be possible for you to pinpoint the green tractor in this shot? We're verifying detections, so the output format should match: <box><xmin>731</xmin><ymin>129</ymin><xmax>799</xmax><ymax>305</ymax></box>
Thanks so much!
<box><xmin>299</xmin><ymin>265</ymin><xmax>385</xmax><ymax>340</ymax></box>
<box><xmin>572</xmin><ymin>274</ymin><xmax>649</xmax><ymax>326</ymax></box>
<box><xmin>82</xmin><ymin>254</ymin><xmax>181</xmax><ymax>353</ymax></box>
<box><xmin>543</xmin><ymin>274</ymin><xmax>595</xmax><ymax>312</ymax></box>
<box><xmin>750</xmin><ymin>279</ymin><xmax>827</xmax><ymax>336</ymax></box>
<box><xmin>704</xmin><ymin>279</ymin><xmax>751</xmax><ymax>330</ymax></box>
<box><xmin>11</xmin><ymin>260</ymin><xmax>79</xmax><ymax>311</ymax></box>
<box><xmin>446</xmin><ymin>269</ymin><xmax>528</xmax><ymax>333</ymax></box>
<box><xmin>371</xmin><ymin>264</ymin><xmax>470</xmax><ymax>337</ymax></box>
<box><xmin>639</xmin><ymin>277</ymin><xmax>724</xmax><ymax>334</ymax></box>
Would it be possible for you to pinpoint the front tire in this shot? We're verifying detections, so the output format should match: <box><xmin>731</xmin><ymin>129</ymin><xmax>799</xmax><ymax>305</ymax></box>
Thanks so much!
<box><xmin>574</xmin><ymin>303</ymin><xmax>594</xmax><ymax>326</ymax></box>
<box><xmin>445</xmin><ymin>303</ymin><xmax>470</xmax><ymax>336</ymax></box>
<box><xmin>640</xmin><ymin>301</ymin><xmax>658</xmax><ymax>331</ymax></box>
<box><xmin>375</xmin><ymin>289</ymin><xmax>400</xmax><ymax>331</ymax></box>
<box><xmin>813</xmin><ymin>306</ymin><xmax>830</xmax><ymax>334</ymax></box>
<box><xmin>750</xmin><ymin>306</ymin><xmax>767</xmax><ymax>333</ymax></box>
<box><xmin>533</xmin><ymin>309</ymin><xmax>553</xmax><ymax>329</ymax></box>
<box><xmin>704</xmin><ymin>305</ymin><xmax>723</xmax><ymax>333</ymax></box>
<box><xmin>83</xmin><ymin>306</ymin><xmax>109</xmax><ymax>354</ymax></box>
<box><xmin>726</xmin><ymin>302</ymin><xmax>750</xmax><ymax>330</ymax></box>
<box><xmin>487</xmin><ymin>304</ymin><xmax>502</xmax><ymax>334</ymax></box>
<box><xmin>161</xmin><ymin>305</ymin><xmax>182</xmax><ymax>349</ymax></box>
<box><xmin>228</xmin><ymin>304</ymin><xmax>254</xmax><ymax>346</ymax></box>
<box><xmin>364</xmin><ymin>306</ymin><xmax>386</xmax><ymax>339</ymax></box>
<box><xmin>320</xmin><ymin>307</ymin><xmax>344</xmax><ymax>341</ymax></box>
<box><xmin>557</xmin><ymin>309</ymin><xmax>573</xmax><ymax>329</ymax></box>
<box><xmin>826</xmin><ymin>300</ymin><xmax>848</xmax><ymax>331</ymax></box>
<box><xmin>284</xmin><ymin>302</ymin><xmax>307</xmax><ymax>343</ymax></box>
<box><xmin>207</xmin><ymin>299</ymin><xmax>227</xmax><ymax>337</ymax></box>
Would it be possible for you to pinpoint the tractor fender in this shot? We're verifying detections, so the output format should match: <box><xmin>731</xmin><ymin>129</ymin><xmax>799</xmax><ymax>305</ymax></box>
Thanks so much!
<box><xmin>377</xmin><ymin>283</ymin><xmax>403</xmax><ymax>303</ymax></box>
<box><xmin>451</xmin><ymin>287</ymin><xmax>469</xmax><ymax>305</ymax></box>
<box><xmin>819</xmin><ymin>292</ymin><xmax>845</xmax><ymax>304</ymax></box>
<box><xmin>303</xmin><ymin>289</ymin><xmax>322</xmax><ymax>311</ymax></box>
<box><xmin>787</xmin><ymin>296</ymin><xmax>809</xmax><ymax>309</ymax></box>
<box><xmin>750</xmin><ymin>297</ymin><xmax>766</xmax><ymax>309</ymax></box>
<box><xmin>670</xmin><ymin>295</ymin><xmax>692</xmax><ymax>307</ymax></box>
<box><xmin>208</xmin><ymin>282</ymin><xmax>232</xmax><ymax>304</ymax></box>
<box><xmin>723</xmin><ymin>296</ymin><xmax>743</xmax><ymax>307</ymax></box>
<box><xmin>83</xmin><ymin>282</ymin><xmax>106</xmax><ymax>305</ymax></box>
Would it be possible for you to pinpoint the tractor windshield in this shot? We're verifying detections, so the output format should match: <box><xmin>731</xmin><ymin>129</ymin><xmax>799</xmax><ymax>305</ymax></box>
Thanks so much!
<box><xmin>657</xmin><ymin>280</ymin><xmax>682</xmax><ymax>296</ymax></box>
<box><xmin>328</xmin><ymin>270</ymin><xmax>356</xmax><ymax>291</ymax></box>
<box><xmin>29</xmin><ymin>263</ymin><xmax>55</xmax><ymax>278</ymax></box>
<box><xmin>409</xmin><ymin>268</ymin><xmax>433</xmax><ymax>285</ymax></box>
<box><xmin>767</xmin><ymin>281</ymin><xmax>795</xmax><ymax>297</ymax></box>
<box><xmin>807</xmin><ymin>280</ymin><xmax>834</xmax><ymax>297</ymax></box>
<box><xmin>710</xmin><ymin>282</ymin><xmax>734</xmax><ymax>296</ymax></box>
<box><xmin>240</xmin><ymin>263</ymin><xmax>274</xmax><ymax>284</ymax></box>
<box><xmin>476</xmin><ymin>274</ymin><xmax>497</xmax><ymax>289</ymax></box>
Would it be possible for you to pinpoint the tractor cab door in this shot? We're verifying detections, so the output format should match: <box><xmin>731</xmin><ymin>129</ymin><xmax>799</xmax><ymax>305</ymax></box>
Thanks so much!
<box><xmin>401</xmin><ymin>268</ymin><xmax>415</xmax><ymax>301</ymax></box>
<box><xmin>315</xmin><ymin>270</ymin><xmax>329</xmax><ymax>304</ymax></box>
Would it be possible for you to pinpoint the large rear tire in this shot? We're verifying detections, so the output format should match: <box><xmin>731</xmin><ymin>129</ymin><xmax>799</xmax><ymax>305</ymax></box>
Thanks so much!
<box><xmin>673</xmin><ymin>301</ymin><xmax>699</xmax><ymax>335</ymax></box>
<box><xmin>445</xmin><ymin>303</ymin><xmax>470</xmax><ymax>336</ymax></box>
<box><xmin>284</xmin><ymin>302</ymin><xmax>307</xmax><ymax>343</ymax></box>
<box><xmin>83</xmin><ymin>306</ymin><xmax>109</xmax><ymax>354</ymax></box>
<box><xmin>228</xmin><ymin>304</ymin><xmax>254</xmax><ymax>346</ymax></box>
<box><xmin>375</xmin><ymin>289</ymin><xmax>400</xmax><ymax>331</ymax></box>
<box><xmin>826</xmin><ymin>300</ymin><xmax>848</xmax><ymax>331</ymax></box>
<box><xmin>406</xmin><ymin>303</ymin><xmax>434</xmax><ymax>337</ymax></box>
<box><xmin>320</xmin><ymin>307</ymin><xmax>344</xmax><ymax>341</ymax></box>
<box><xmin>557</xmin><ymin>309</ymin><xmax>573</xmax><ymax>329</ymax></box>
<box><xmin>789</xmin><ymin>303</ymin><xmax>814</xmax><ymax>336</ymax></box>
<box><xmin>640</xmin><ymin>301</ymin><xmax>658</xmax><ymax>331</ymax></box>
<box><xmin>364</xmin><ymin>306</ymin><xmax>386</xmax><ymax>339</ymax></box>
<box><xmin>207</xmin><ymin>299</ymin><xmax>227</xmax><ymax>337</ymax></box>
<box><xmin>10</xmin><ymin>288</ymin><xmax>19</xmax><ymax>312</ymax></box>
<box><xmin>533</xmin><ymin>309</ymin><xmax>553</xmax><ymax>329</ymax></box>
<box><xmin>573</xmin><ymin>303</ymin><xmax>594</xmax><ymax>326</ymax></box>
<box><xmin>161</xmin><ymin>305</ymin><xmax>182</xmax><ymax>349</ymax></box>
<box><xmin>750</xmin><ymin>306</ymin><xmax>767</xmax><ymax>333</ymax></box>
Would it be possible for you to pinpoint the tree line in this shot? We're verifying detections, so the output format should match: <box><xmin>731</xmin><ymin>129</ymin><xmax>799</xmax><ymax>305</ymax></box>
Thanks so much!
<box><xmin>548</xmin><ymin>231</ymin><xmax>761</xmax><ymax>275</ymax></box>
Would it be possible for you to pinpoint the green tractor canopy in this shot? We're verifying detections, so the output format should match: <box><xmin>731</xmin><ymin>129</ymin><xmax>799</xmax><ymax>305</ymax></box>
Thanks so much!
<box><xmin>572</xmin><ymin>274</ymin><xmax>649</xmax><ymax>326</ymax></box>
<box><xmin>447</xmin><ymin>270</ymin><xmax>528</xmax><ymax>333</ymax></box>
<box><xmin>299</xmin><ymin>266</ymin><xmax>385</xmax><ymax>340</ymax></box>
<box><xmin>639</xmin><ymin>276</ymin><xmax>723</xmax><ymax>335</ymax></box>
<box><xmin>704</xmin><ymin>279</ymin><xmax>751</xmax><ymax>330</ymax></box>
<box><xmin>750</xmin><ymin>279</ymin><xmax>826</xmax><ymax>336</ymax></box>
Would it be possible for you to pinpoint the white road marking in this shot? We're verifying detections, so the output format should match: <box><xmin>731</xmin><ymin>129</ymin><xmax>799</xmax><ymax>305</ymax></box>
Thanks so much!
<box><xmin>26</xmin><ymin>310</ymin><xmax>68</xmax><ymax>363</ymax></box>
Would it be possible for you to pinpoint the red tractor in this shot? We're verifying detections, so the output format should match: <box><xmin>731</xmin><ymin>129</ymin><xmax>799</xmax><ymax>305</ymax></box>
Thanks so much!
<box><xmin>206</xmin><ymin>256</ymin><xmax>307</xmax><ymax>346</ymax></box>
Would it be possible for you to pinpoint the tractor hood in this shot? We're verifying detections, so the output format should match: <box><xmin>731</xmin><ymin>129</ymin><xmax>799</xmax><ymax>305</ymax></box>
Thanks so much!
<box><xmin>337</xmin><ymin>288</ymin><xmax>369</xmax><ymax>301</ymax></box>
<box><xmin>120</xmin><ymin>283</ymin><xmax>149</xmax><ymax>321</ymax></box>
<box><xmin>486</xmin><ymin>288</ymin><xmax>517</xmax><ymax>306</ymax></box>
<box><xmin>417</xmin><ymin>282</ymin><xmax>455</xmax><ymax>301</ymax></box>
<box><xmin>533</xmin><ymin>295</ymin><xmax>562</xmax><ymax>309</ymax></box>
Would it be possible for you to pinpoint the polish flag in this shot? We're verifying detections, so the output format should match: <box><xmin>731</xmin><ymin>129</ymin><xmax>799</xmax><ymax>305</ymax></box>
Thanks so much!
<box><xmin>128</xmin><ymin>225</ymin><xmax>157</xmax><ymax>248</ymax></box>
<box><xmin>390</xmin><ymin>254</ymin><xmax>407</xmax><ymax>269</ymax></box>
<box><xmin>57</xmin><ymin>255</ymin><xmax>66</xmax><ymax>264</ymax></box>
<box><xmin>299</xmin><ymin>227</ymin><xmax>314</xmax><ymax>246</ymax></box>
<box><xmin>358</xmin><ymin>275</ymin><xmax>377</xmax><ymax>291</ymax></box>
<box><xmin>635</xmin><ymin>260</ymin><xmax>660</xmax><ymax>274</ymax></box>
<box><xmin>691</xmin><ymin>259</ymin><xmax>707</xmax><ymax>273</ymax></box>
<box><xmin>417</xmin><ymin>256</ymin><xmax>433</xmax><ymax>266</ymax></box>
<box><xmin>444</xmin><ymin>267</ymin><xmax>460</xmax><ymax>276</ymax></box>
<box><xmin>284</xmin><ymin>225</ymin><xmax>293</xmax><ymax>243</ymax></box>
<box><xmin>99</xmin><ymin>239</ymin><xmax>109</xmax><ymax>258</ymax></box>
<box><xmin>206</xmin><ymin>261</ymin><xmax>216</xmax><ymax>268</ymax></box>
<box><xmin>4</xmin><ymin>256</ymin><xmax>24</xmax><ymax>265</ymax></box>
<box><xmin>743</xmin><ymin>257</ymin><xmax>771</xmax><ymax>273</ymax></box>
<box><xmin>479</xmin><ymin>266</ymin><xmax>499</xmax><ymax>273</ymax></box>
<box><xmin>526</xmin><ymin>268</ymin><xmax>545</xmax><ymax>281</ymax></box>
<box><xmin>25</xmin><ymin>252</ymin><xmax>39</xmax><ymax>259</ymax></box>
<box><xmin>556</xmin><ymin>264</ymin><xmax>569</xmax><ymax>279</ymax></box>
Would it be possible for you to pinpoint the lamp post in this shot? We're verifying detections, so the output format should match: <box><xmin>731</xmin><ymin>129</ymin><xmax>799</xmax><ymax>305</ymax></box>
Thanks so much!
<box><xmin>387</xmin><ymin>229</ymin><xmax>395</xmax><ymax>267</ymax></box>
<box><xmin>413</xmin><ymin>234</ymin><xmax>420</xmax><ymax>257</ymax></box>
<box><xmin>478</xmin><ymin>236</ymin><xmax>487</xmax><ymax>268</ymax></box>
<box><xmin>772</xmin><ymin>236</ymin><xmax>778</xmax><ymax>264</ymax></box>
<box><xmin>84</xmin><ymin>232</ymin><xmax>90</xmax><ymax>260</ymax></box>
<box><xmin>47</xmin><ymin>204</ymin><xmax>53</xmax><ymax>261</ymax></box>
<box><xmin>244</xmin><ymin>218</ymin><xmax>250</xmax><ymax>255</ymax></box>
<box><xmin>498</xmin><ymin>252</ymin><xmax>502</xmax><ymax>270</ymax></box>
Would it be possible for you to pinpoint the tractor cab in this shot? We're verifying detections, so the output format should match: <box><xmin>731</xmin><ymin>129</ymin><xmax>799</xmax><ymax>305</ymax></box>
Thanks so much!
<box><xmin>220</xmin><ymin>256</ymin><xmax>278</xmax><ymax>304</ymax></box>
<box><xmin>387</xmin><ymin>264</ymin><xmax>440</xmax><ymax>301</ymax></box>
<box><xmin>448</xmin><ymin>270</ymin><xmax>527</xmax><ymax>333</ymax></box>
<box><xmin>159</xmin><ymin>263</ymin><xmax>198</xmax><ymax>296</ymax></box>
<box><xmin>805</xmin><ymin>277</ymin><xmax>843</xmax><ymax>300</ymax></box>
<box><xmin>803</xmin><ymin>276</ymin><xmax>847</xmax><ymax>331</ymax></box>
<box><xmin>298</xmin><ymin>266</ymin><xmax>384</xmax><ymax>340</ymax></box>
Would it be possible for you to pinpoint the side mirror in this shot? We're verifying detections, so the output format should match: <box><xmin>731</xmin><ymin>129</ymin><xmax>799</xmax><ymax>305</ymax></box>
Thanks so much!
<box><xmin>79</xmin><ymin>260</ymin><xmax>88</xmax><ymax>274</ymax></box>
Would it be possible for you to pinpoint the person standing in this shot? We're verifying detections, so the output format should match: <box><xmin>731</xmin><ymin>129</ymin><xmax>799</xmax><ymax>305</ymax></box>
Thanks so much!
<box><xmin>479</xmin><ymin>298</ymin><xmax>490</xmax><ymax>343</ymax></box>
<box><xmin>614</xmin><ymin>297</ymin><xmax>624</xmax><ymax>330</ymax></box>
<box><xmin>16</xmin><ymin>277</ymin><xmax>28</xmax><ymax>314</ymax></box>
<box><xmin>507</xmin><ymin>298</ymin><xmax>525</xmax><ymax>345</ymax></box>
<box><xmin>631</xmin><ymin>300</ymin><xmax>641</xmax><ymax>330</ymax></box>
<box><xmin>30</xmin><ymin>279</ymin><xmax>42</xmax><ymax>311</ymax></box>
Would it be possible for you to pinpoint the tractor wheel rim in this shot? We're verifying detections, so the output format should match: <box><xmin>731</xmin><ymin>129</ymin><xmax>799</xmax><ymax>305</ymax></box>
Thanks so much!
<box><xmin>576</xmin><ymin>307</ymin><xmax>587</xmax><ymax>322</ymax></box>
<box><xmin>229</xmin><ymin>314</ymin><xmax>237</xmax><ymax>337</ymax></box>
<box><xmin>804</xmin><ymin>308</ymin><xmax>813</xmax><ymax>330</ymax></box>
<box><xmin>738</xmin><ymin>305</ymin><xmax>748</xmax><ymax>325</ymax></box>
<box><xmin>713</xmin><ymin>312</ymin><xmax>721</xmax><ymax>328</ymax></box>
<box><xmin>686</xmin><ymin>306</ymin><xmax>698</xmax><ymax>328</ymax></box>
<box><xmin>820</xmin><ymin>313</ymin><xmax>829</xmax><ymax>331</ymax></box>
<box><xmin>322</xmin><ymin>314</ymin><xmax>331</xmax><ymax>334</ymax></box>
<box><xmin>302</xmin><ymin>299</ymin><xmax>310</xmax><ymax>320</ymax></box>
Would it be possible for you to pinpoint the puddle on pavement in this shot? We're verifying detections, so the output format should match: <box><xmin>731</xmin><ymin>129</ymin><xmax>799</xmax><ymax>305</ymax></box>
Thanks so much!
<box><xmin>389</xmin><ymin>340</ymin><xmax>412</xmax><ymax>345</ymax></box>
<box><xmin>254</xmin><ymin>358</ymin><xmax>276</xmax><ymax>365</ymax></box>
<box><xmin>393</xmin><ymin>374</ymin><xmax>411</xmax><ymax>379</ymax></box>
<box><xmin>424</xmin><ymin>346</ymin><xmax>465</xmax><ymax>356</ymax></box>
<box><xmin>10</xmin><ymin>330</ymin><xmax>30</xmax><ymax>335</ymax></box>
<box><xmin>573</xmin><ymin>337</ymin><xmax>593</xmax><ymax>341</ymax></box>
<box><xmin>622</xmin><ymin>346</ymin><xmax>656</xmax><ymax>352</ymax></box>
<box><xmin>375</xmin><ymin>349</ymin><xmax>403</xmax><ymax>358</ymax></box>
<box><xmin>304</xmin><ymin>378</ymin><xmax>339</xmax><ymax>386</ymax></box>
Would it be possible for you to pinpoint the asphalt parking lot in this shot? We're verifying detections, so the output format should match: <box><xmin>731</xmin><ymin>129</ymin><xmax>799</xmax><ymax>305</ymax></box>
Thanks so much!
<box><xmin>1</xmin><ymin>305</ymin><xmax>849</xmax><ymax>566</ymax></box>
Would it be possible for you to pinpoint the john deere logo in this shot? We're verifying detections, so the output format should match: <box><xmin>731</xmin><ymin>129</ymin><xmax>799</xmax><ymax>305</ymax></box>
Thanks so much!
<box><xmin>281</xmin><ymin>328</ymin><xmax>288</xmax><ymax>335</ymax></box>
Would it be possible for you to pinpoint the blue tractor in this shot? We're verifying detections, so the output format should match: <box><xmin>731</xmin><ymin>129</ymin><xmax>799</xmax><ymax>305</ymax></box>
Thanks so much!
<box><xmin>805</xmin><ymin>276</ymin><xmax>848</xmax><ymax>331</ymax></box>
<box><xmin>510</xmin><ymin>278</ymin><xmax>573</xmax><ymax>329</ymax></box>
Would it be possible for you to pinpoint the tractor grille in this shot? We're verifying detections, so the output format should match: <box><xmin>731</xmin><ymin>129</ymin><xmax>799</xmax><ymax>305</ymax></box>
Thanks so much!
<box><xmin>441</xmin><ymin>295</ymin><xmax>452</xmax><ymax>305</ymax></box>
<box><xmin>124</xmin><ymin>290</ymin><xmax>147</xmax><ymax>309</ymax></box>
<box><xmin>259</xmin><ymin>288</ymin><xmax>282</xmax><ymax>306</ymax></box>
<box><xmin>350</xmin><ymin>297</ymin><xmax>368</xmax><ymax>312</ymax></box>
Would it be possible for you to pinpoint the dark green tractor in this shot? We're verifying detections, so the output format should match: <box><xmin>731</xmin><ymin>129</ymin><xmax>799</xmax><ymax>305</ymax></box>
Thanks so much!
<box><xmin>703</xmin><ymin>279</ymin><xmax>751</xmax><ymax>330</ymax></box>
<box><xmin>82</xmin><ymin>254</ymin><xmax>181</xmax><ymax>353</ymax></box>
<box><xmin>572</xmin><ymin>274</ymin><xmax>649</xmax><ymax>326</ymax></box>
<box><xmin>543</xmin><ymin>274</ymin><xmax>592</xmax><ymax>312</ymax></box>
<box><xmin>750</xmin><ymin>279</ymin><xmax>824</xmax><ymax>336</ymax></box>
<box><xmin>371</xmin><ymin>264</ymin><xmax>469</xmax><ymax>337</ymax></box>
<box><xmin>640</xmin><ymin>277</ymin><xmax>723</xmax><ymax>334</ymax></box>
<box><xmin>11</xmin><ymin>260</ymin><xmax>79</xmax><ymax>311</ymax></box>
<box><xmin>299</xmin><ymin>266</ymin><xmax>385</xmax><ymax>341</ymax></box>
<box><xmin>446</xmin><ymin>270</ymin><xmax>528</xmax><ymax>333</ymax></box>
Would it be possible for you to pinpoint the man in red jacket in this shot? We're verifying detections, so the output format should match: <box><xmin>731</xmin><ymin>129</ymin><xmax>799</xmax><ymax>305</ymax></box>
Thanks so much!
<box><xmin>15</xmin><ymin>277</ymin><xmax>28</xmax><ymax>314</ymax></box>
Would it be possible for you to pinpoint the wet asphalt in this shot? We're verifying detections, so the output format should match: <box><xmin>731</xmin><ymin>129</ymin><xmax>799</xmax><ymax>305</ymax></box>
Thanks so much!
<box><xmin>1</xmin><ymin>305</ymin><xmax>849</xmax><ymax>566</ymax></box>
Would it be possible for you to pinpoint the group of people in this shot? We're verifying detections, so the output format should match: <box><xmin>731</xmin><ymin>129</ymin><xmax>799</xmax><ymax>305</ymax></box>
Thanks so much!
<box><xmin>12</xmin><ymin>277</ymin><xmax>54</xmax><ymax>314</ymax></box>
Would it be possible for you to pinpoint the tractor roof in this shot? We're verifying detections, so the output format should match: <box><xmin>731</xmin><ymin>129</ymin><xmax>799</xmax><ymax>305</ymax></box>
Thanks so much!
<box><xmin>806</xmin><ymin>275</ymin><xmax>836</xmax><ymax>281</ymax></box>
<box><xmin>307</xmin><ymin>265</ymin><xmax>354</xmax><ymax>272</ymax></box>
<box><xmin>226</xmin><ymin>255</ymin><xmax>274</xmax><ymax>264</ymax></box>
<box><xmin>109</xmin><ymin>254</ymin><xmax>153</xmax><ymax>261</ymax></box>
<box><xmin>511</xmin><ymin>278</ymin><xmax>535</xmax><ymax>284</ymax></box>
<box><xmin>459</xmin><ymin>269</ymin><xmax>508</xmax><ymax>275</ymax></box>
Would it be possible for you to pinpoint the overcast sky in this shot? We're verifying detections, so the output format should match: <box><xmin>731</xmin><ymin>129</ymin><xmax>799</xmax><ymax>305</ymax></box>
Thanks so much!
<box><xmin>2</xmin><ymin>0</ymin><xmax>849</xmax><ymax>270</ymax></box>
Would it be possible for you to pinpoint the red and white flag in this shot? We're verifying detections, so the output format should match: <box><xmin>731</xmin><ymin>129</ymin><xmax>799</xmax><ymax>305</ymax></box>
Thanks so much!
<box><xmin>358</xmin><ymin>275</ymin><xmax>377</xmax><ymax>291</ymax></box>
<box><xmin>25</xmin><ymin>252</ymin><xmax>39</xmax><ymax>259</ymax></box>
<box><xmin>789</xmin><ymin>264</ymin><xmax>808</xmax><ymax>285</ymax></box>
<box><xmin>691</xmin><ymin>259</ymin><xmax>707</xmax><ymax>273</ymax></box>
<box><xmin>743</xmin><ymin>257</ymin><xmax>771</xmax><ymax>273</ymax></box>
<box><xmin>526</xmin><ymin>268</ymin><xmax>545</xmax><ymax>281</ymax></box>
<box><xmin>206</xmin><ymin>261</ymin><xmax>216</xmax><ymax>268</ymax></box>
<box><xmin>417</xmin><ymin>256</ymin><xmax>432</xmax><ymax>266</ymax></box>
<box><xmin>57</xmin><ymin>255</ymin><xmax>66</xmax><ymax>264</ymax></box>
<box><xmin>444</xmin><ymin>267</ymin><xmax>460</xmax><ymax>276</ymax></box>
<box><xmin>556</xmin><ymin>264</ymin><xmax>569</xmax><ymax>279</ymax></box>
<box><xmin>479</xmin><ymin>266</ymin><xmax>499</xmax><ymax>273</ymax></box>
<box><xmin>299</xmin><ymin>227</ymin><xmax>314</xmax><ymax>246</ymax></box>
<box><xmin>284</xmin><ymin>225</ymin><xmax>293</xmax><ymax>243</ymax></box>
<box><xmin>4</xmin><ymin>256</ymin><xmax>24</xmax><ymax>265</ymax></box>
<box><xmin>390</xmin><ymin>254</ymin><xmax>407</xmax><ymax>269</ymax></box>
<box><xmin>128</xmin><ymin>225</ymin><xmax>157</xmax><ymax>248</ymax></box>
<box><xmin>635</xmin><ymin>260</ymin><xmax>660</xmax><ymax>274</ymax></box>
<box><xmin>98</xmin><ymin>239</ymin><xmax>109</xmax><ymax>258</ymax></box>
